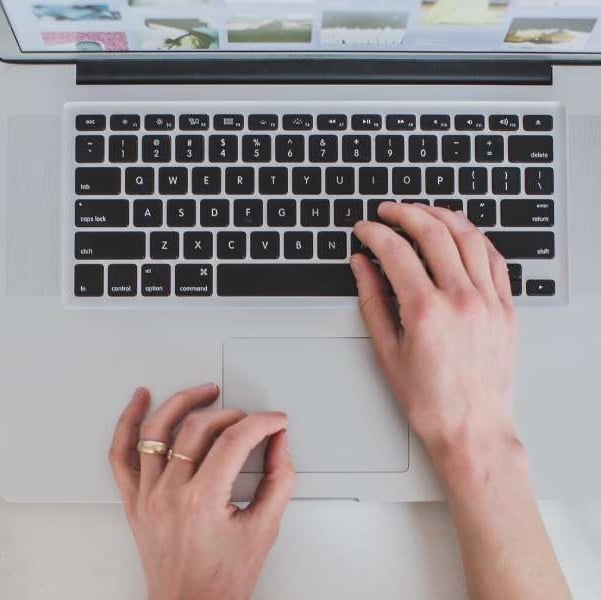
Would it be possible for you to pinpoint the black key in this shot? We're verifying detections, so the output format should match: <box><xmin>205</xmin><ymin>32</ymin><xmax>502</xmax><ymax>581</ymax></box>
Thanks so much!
<box><xmin>402</xmin><ymin>199</ymin><xmax>430</xmax><ymax>206</ymax></box>
<box><xmin>175</xmin><ymin>264</ymin><xmax>213</xmax><ymax>297</ymax></box>
<box><xmin>159</xmin><ymin>167</ymin><xmax>188</xmax><ymax>195</ymax></box>
<box><xmin>248</xmin><ymin>114</ymin><xmax>278</xmax><ymax>131</ymax></box>
<box><xmin>284</xmin><ymin>232</ymin><xmax>313</xmax><ymax>259</ymax></box>
<box><xmin>150</xmin><ymin>231</ymin><xmax>179</xmax><ymax>259</ymax></box>
<box><xmin>301</xmin><ymin>200</ymin><xmax>329</xmax><ymax>227</ymax></box>
<box><xmin>352</xmin><ymin>114</ymin><xmax>382</xmax><ymax>131</ymax></box>
<box><xmin>527</xmin><ymin>279</ymin><xmax>556</xmax><ymax>297</ymax></box>
<box><xmin>214</xmin><ymin>114</ymin><xmax>244</xmax><ymax>131</ymax></box>
<box><xmin>434</xmin><ymin>199</ymin><xmax>463</xmax><ymax>212</ymax></box>
<box><xmin>209</xmin><ymin>135</ymin><xmax>238</xmax><ymax>163</ymax></box>
<box><xmin>475</xmin><ymin>136</ymin><xmax>504</xmax><ymax>163</ymax></box>
<box><xmin>501</xmin><ymin>199</ymin><xmax>554</xmax><ymax>228</ymax></box>
<box><xmin>134</xmin><ymin>200</ymin><xmax>162</xmax><ymax>227</ymax></box>
<box><xmin>234</xmin><ymin>199</ymin><xmax>263</xmax><ymax>227</ymax></box>
<box><xmin>508</xmin><ymin>264</ymin><xmax>523</xmax><ymax>280</ymax></box>
<box><xmin>200</xmin><ymin>199</ymin><xmax>229</xmax><ymax>227</ymax></box>
<box><xmin>225</xmin><ymin>167</ymin><xmax>255</xmax><ymax>195</ymax></box>
<box><xmin>167</xmin><ymin>199</ymin><xmax>196</xmax><ymax>227</ymax></box>
<box><xmin>309</xmin><ymin>135</ymin><xmax>338</xmax><ymax>163</ymax></box>
<box><xmin>386</xmin><ymin>114</ymin><xmax>416</xmax><ymax>131</ymax></box>
<box><xmin>509</xmin><ymin>136</ymin><xmax>553</xmax><ymax>163</ymax></box>
<box><xmin>250</xmin><ymin>232</ymin><xmax>280</xmax><ymax>259</ymax></box>
<box><xmin>74</xmin><ymin>264</ymin><xmax>104</xmax><ymax>297</ymax></box>
<box><xmin>141</xmin><ymin>264</ymin><xmax>170</xmax><ymax>297</ymax></box>
<box><xmin>318</xmin><ymin>232</ymin><xmax>347</xmax><ymax>259</ymax></box>
<box><xmin>334</xmin><ymin>199</ymin><xmax>363</xmax><ymax>227</ymax></box>
<box><xmin>175</xmin><ymin>136</ymin><xmax>204</xmax><ymax>163</ymax></box>
<box><xmin>317</xmin><ymin>115</ymin><xmax>347</xmax><ymax>131</ymax></box>
<box><xmin>259</xmin><ymin>168</ymin><xmax>288</xmax><ymax>195</ymax></box>
<box><xmin>76</xmin><ymin>115</ymin><xmax>106</xmax><ymax>131</ymax></box>
<box><xmin>293</xmin><ymin>168</ymin><xmax>322</xmax><ymax>195</ymax></box>
<box><xmin>524</xmin><ymin>115</ymin><xmax>553</xmax><ymax>132</ymax></box>
<box><xmin>267</xmin><ymin>199</ymin><xmax>296</xmax><ymax>227</ymax></box>
<box><xmin>492</xmin><ymin>167</ymin><xmax>521</xmax><ymax>195</ymax></box>
<box><xmin>467</xmin><ymin>199</ymin><xmax>496</xmax><ymax>227</ymax></box>
<box><xmin>108</xmin><ymin>264</ymin><xmax>137</xmax><ymax>297</ymax></box>
<box><xmin>145</xmin><ymin>114</ymin><xmax>175</xmax><ymax>131</ymax></box>
<box><xmin>75</xmin><ymin>167</ymin><xmax>121</xmax><ymax>195</ymax></box>
<box><xmin>421</xmin><ymin>115</ymin><xmax>450</xmax><ymax>131</ymax></box>
<box><xmin>218</xmin><ymin>264</ymin><xmax>357</xmax><ymax>296</ymax></box>
<box><xmin>184</xmin><ymin>232</ymin><xmax>213</xmax><ymax>260</ymax></box>
<box><xmin>375</xmin><ymin>136</ymin><xmax>404</xmax><ymax>163</ymax></box>
<box><xmin>180</xmin><ymin>114</ymin><xmax>209</xmax><ymax>131</ymax></box>
<box><xmin>442</xmin><ymin>136</ymin><xmax>471</xmax><ymax>163</ymax></box>
<box><xmin>359</xmin><ymin>168</ymin><xmax>388</xmax><ymax>195</ymax></box>
<box><xmin>392</xmin><ymin>167</ymin><xmax>421</xmax><ymax>195</ymax></box>
<box><xmin>368</xmin><ymin>199</ymin><xmax>389</xmax><ymax>222</ymax></box>
<box><xmin>509</xmin><ymin>264</ymin><xmax>523</xmax><ymax>297</ymax></box>
<box><xmin>218</xmin><ymin>232</ymin><xmax>246</xmax><ymax>259</ymax></box>
<box><xmin>192</xmin><ymin>167</ymin><xmax>221</xmax><ymax>195</ymax></box>
<box><xmin>326</xmin><ymin>167</ymin><xmax>355</xmax><ymax>195</ymax></box>
<box><xmin>276</xmin><ymin>135</ymin><xmax>305</xmax><ymax>162</ymax></box>
<box><xmin>283</xmin><ymin>114</ymin><xmax>313</xmax><ymax>130</ymax></box>
<box><xmin>109</xmin><ymin>135</ymin><xmax>138</xmax><ymax>163</ymax></box>
<box><xmin>125</xmin><ymin>167</ymin><xmax>154</xmax><ymax>195</ymax></box>
<box><xmin>143</xmin><ymin>135</ymin><xmax>171</xmax><ymax>163</ymax></box>
<box><xmin>242</xmin><ymin>135</ymin><xmax>271</xmax><ymax>163</ymax></box>
<box><xmin>351</xmin><ymin>234</ymin><xmax>375</xmax><ymax>259</ymax></box>
<box><xmin>76</xmin><ymin>136</ymin><xmax>105</xmax><ymax>163</ymax></box>
<box><xmin>459</xmin><ymin>167</ymin><xmax>488</xmax><ymax>195</ymax></box>
<box><xmin>426</xmin><ymin>168</ymin><xmax>455</xmax><ymax>195</ymax></box>
<box><xmin>486</xmin><ymin>232</ymin><xmax>555</xmax><ymax>259</ymax></box>
<box><xmin>454</xmin><ymin>115</ymin><xmax>485</xmax><ymax>131</ymax></box>
<box><xmin>526</xmin><ymin>168</ymin><xmax>554</xmax><ymax>195</ymax></box>
<box><xmin>409</xmin><ymin>135</ymin><xmax>437</xmax><ymax>162</ymax></box>
<box><xmin>490</xmin><ymin>115</ymin><xmax>519</xmax><ymax>131</ymax></box>
<box><xmin>75</xmin><ymin>232</ymin><xmax>145</xmax><ymax>260</ymax></box>
<box><xmin>342</xmin><ymin>135</ymin><xmax>371</xmax><ymax>162</ymax></box>
<box><xmin>111</xmin><ymin>114</ymin><xmax>140</xmax><ymax>131</ymax></box>
<box><xmin>75</xmin><ymin>200</ymin><xmax>129</xmax><ymax>228</ymax></box>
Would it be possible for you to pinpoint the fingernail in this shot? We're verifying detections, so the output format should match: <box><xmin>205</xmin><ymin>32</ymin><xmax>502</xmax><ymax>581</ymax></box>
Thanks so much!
<box><xmin>454</xmin><ymin>210</ymin><xmax>472</xmax><ymax>229</ymax></box>
<box><xmin>282</xmin><ymin>430</ymin><xmax>291</xmax><ymax>454</ymax></box>
<box><xmin>349</xmin><ymin>255</ymin><xmax>362</xmax><ymax>276</ymax></box>
<box><xmin>200</xmin><ymin>382</ymin><xmax>218</xmax><ymax>391</ymax></box>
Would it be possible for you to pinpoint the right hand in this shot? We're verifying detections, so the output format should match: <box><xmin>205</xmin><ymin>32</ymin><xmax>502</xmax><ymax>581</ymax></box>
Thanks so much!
<box><xmin>350</xmin><ymin>203</ymin><xmax>519</xmax><ymax>464</ymax></box>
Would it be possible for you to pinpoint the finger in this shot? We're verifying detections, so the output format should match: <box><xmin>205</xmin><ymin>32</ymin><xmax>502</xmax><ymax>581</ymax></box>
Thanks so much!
<box><xmin>138</xmin><ymin>383</ymin><xmax>220</xmax><ymax>496</ymax></box>
<box><xmin>377</xmin><ymin>203</ymin><xmax>474</xmax><ymax>293</ymax></box>
<box><xmin>353</xmin><ymin>217</ymin><xmax>435</xmax><ymax>309</ymax></box>
<box><xmin>195</xmin><ymin>412</ymin><xmax>289</xmax><ymax>505</ymax></box>
<box><xmin>108</xmin><ymin>387</ymin><xmax>151</xmax><ymax>506</ymax></box>
<box><xmin>349</xmin><ymin>253</ymin><xmax>400</xmax><ymax>369</ymax></box>
<box><xmin>159</xmin><ymin>409</ymin><xmax>246</xmax><ymax>488</ymax></box>
<box><xmin>241</xmin><ymin>429</ymin><xmax>296</xmax><ymax>530</ymax></box>
<box><xmin>419</xmin><ymin>206</ymin><xmax>498</xmax><ymax>301</ymax></box>
<box><xmin>484</xmin><ymin>236</ymin><xmax>513</xmax><ymax>307</ymax></box>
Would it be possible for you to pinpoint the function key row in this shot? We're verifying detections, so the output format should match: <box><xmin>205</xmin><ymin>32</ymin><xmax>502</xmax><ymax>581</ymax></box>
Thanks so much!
<box><xmin>76</xmin><ymin>113</ymin><xmax>554</xmax><ymax>133</ymax></box>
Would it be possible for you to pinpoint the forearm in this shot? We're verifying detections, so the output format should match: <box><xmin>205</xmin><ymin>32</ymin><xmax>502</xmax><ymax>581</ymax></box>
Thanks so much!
<box><xmin>431</xmin><ymin>435</ymin><xmax>571</xmax><ymax>600</ymax></box>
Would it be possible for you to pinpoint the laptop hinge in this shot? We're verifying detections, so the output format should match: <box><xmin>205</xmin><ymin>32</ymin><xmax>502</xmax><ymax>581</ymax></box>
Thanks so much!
<box><xmin>76</xmin><ymin>59</ymin><xmax>553</xmax><ymax>86</ymax></box>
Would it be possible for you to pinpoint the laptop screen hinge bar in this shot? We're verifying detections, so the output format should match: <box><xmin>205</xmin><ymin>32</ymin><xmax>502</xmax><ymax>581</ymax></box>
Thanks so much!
<box><xmin>76</xmin><ymin>59</ymin><xmax>553</xmax><ymax>86</ymax></box>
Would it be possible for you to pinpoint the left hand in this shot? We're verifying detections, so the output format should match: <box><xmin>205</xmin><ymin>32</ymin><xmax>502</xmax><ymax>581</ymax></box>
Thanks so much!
<box><xmin>109</xmin><ymin>384</ymin><xmax>295</xmax><ymax>600</ymax></box>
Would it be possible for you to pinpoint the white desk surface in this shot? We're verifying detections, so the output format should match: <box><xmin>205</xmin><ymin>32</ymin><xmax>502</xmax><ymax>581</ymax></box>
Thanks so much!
<box><xmin>1</xmin><ymin>500</ymin><xmax>600</xmax><ymax>599</ymax></box>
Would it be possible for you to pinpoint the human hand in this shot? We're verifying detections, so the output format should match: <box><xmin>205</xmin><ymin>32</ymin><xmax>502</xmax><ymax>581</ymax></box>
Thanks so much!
<box><xmin>109</xmin><ymin>385</ymin><xmax>295</xmax><ymax>600</ymax></box>
<box><xmin>351</xmin><ymin>203</ymin><xmax>518</xmax><ymax>468</ymax></box>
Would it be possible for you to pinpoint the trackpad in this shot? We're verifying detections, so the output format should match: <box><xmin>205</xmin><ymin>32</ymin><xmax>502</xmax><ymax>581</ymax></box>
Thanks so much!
<box><xmin>223</xmin><ymin>338</ymin><xmax>409</xmax><ymax>473</ymax></box>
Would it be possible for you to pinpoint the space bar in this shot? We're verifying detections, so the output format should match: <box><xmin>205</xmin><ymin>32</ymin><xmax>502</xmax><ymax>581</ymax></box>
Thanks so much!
<box><xmin>217</xmin><ymin>264</ymin><xmax>358</xmax><ymax>297</ymax></box>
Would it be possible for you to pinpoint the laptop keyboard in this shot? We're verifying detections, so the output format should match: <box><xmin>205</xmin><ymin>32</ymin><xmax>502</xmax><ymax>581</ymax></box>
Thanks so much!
<box><xmin>66</xmin><ymin>102</ymin><xmax>566</xmax><ymax>305</ymax></box>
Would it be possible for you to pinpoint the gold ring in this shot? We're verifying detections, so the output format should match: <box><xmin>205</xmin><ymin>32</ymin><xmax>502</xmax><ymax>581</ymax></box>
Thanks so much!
<box><xmin>137</xmin><ymin>440</ymin><xmax>169</xmax><ymax>456</ymax></box>
<box><xmin>167</xmin><ymin>448</ymin><xmax>195</xmax><ymax>464</ymax></box>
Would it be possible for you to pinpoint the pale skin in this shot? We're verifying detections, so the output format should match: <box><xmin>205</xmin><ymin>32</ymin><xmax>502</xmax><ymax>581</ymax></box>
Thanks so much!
<box><xmin>110</xmin><ymin>203</ymin><xmax>571</xmax><ymax>600</ymax></box>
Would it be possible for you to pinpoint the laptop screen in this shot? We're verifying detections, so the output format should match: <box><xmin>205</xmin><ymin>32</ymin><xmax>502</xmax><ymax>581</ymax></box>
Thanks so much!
<box><xmin>2</xmin><ymin>0</ymin><xmax>601</xmax><ymax>55</ymax></box>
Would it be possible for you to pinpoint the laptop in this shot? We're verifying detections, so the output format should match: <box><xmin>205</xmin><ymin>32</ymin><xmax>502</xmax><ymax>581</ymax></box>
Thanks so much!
<box><xmin>0</xmin><ymin>0</ymin><xmax>600</xmax><ymax>503</ymax></box>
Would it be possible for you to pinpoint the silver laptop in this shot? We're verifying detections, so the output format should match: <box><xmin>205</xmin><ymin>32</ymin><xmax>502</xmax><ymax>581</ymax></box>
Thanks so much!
<box><xmin>1</xmin><ymin>1</ymin><xmax>600</xmax><ymax>503</ymax></box>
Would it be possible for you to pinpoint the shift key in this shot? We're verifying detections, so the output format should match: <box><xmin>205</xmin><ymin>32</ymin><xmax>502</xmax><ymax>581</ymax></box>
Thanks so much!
<box><xmin>75</xmin><ymin>167</ymin><xmax>121</xmax><ymax>195</ymax></box>
<box><xmin>486</xmin><ymin>231</ymin><xmax>554</xmax><ymax>259</ymax></box>
<box><xmin>75</xmin><ymin>232</ymin><xmax>145</xmax><ymax>260</ymax></box>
